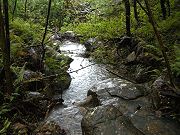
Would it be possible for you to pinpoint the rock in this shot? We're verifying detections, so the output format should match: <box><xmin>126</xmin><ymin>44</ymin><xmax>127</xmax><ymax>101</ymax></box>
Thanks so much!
<box><xmin>35</xmin><ymin>121</ymin><xmax>66</xmax><ymax>135</ymax></box>
<box><xmin>75</xmin><ymin>90</ymin><xmax>100</xmax><ymax>108</ymax></box>
<box><xmin>89</xmin><ymin>78</ymin><xmax>148</xmax><ymax>104</ymax></box>
<box><xmin>62</xmin><ymin>31</ymin><xmax>79</xmax><ymax>42</ymax></box>
<box><xmin>81</xmin><ymin>105</ymin><xmax>144</xmax><ymax>135</ymax></box>
<box><xmin>64</xmin><ymin>31</ymin><xmax>75</xmax><ymax>38</ymax></box>
<box><xmin>82</xmin><ymin>78</ymin><xmax>180</xmax><ymax>135</ymax></box>
<box><xmin>15</xmin><ymin>48</ymin><xmax>42</xmax><ymax>71</ymax></box>
<box><xmin>55</xmin><ymin>72</ymin><xmax>71</xmax><ymax>92</ymax></box>
<box><xmin>131</xmin><ymin>110</ymin><xmax>180</xmax><ymax>135</ymax></box>
<box><xmin>116</xmin><ymin>36</ymin><xmax>137</xmax><ymax>52</ymax></box>
<box><xmin>84</xmin><ymin>38</ymin><xmax>96</xmax><ymax>52</ymax></box>
<box><xmin>126</xmin><ymin>51</ymin><xmax>136</xmax><ymax>63</ymax></box>
<box><xmin>22</xmin><ymin>70</ymin><xmax>45</xmax><ymax>92</ymax></box>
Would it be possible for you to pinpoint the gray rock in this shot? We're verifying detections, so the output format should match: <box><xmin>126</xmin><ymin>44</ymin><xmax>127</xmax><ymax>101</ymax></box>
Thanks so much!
<box><xmin>81</xmin><ymin>105</ymin><xmax>144</xmax><ymax>135</ymax></box>
<box><xmin>89</xmin><ymin>78</ymin><xmax>148</xmax><ymax>104</ymax></box>
<box><xmin>82</xmin><ymin>78</ymin><xmax>180</xmax><ymax>135</ymax></box>
<box><xmin>126</xmin><ymin>51</ymin><xmax>136</xmax><ymax>63</ymax></box>
<box><xmin>131</xmin><ymin>110</ymin><xmax>180</xmax><ymax>135</ymax></box>
<box><xmin>84</xmin><ymin>38</ymin><xmax>97</xmax><ymax>52</ymax></box>
<box><xmin>75</xmin><ymin>90</ymin><xmax>101</xmax><ymax>108</ymax></box>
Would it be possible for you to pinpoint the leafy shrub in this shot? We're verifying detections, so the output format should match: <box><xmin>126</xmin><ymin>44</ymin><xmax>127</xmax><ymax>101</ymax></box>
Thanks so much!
<box><xmin>61</xmin><ymin>16</ymin><xmax>126</xmax><ymax>42</ymax></box>
<box><xmin>10</xmin><ymin>18</ymin><xmax>43</xmax><ymax>46</ymax></box>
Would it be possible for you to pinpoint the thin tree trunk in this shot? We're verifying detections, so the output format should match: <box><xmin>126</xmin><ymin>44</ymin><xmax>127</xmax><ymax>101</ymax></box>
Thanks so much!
<box><xmin>0</xmin><ymin>1</ymin><xmax>5</xmax><ymax>51</ymax></box>
<box><xmin>124</xmin><ymin>0</ymin><xmax>131</xmax><ymax>36</ymax></box>
<box><xmin>24</xmin><ymin>0</ymin><xmax>27</xmax><ymax>19</ymax></box>
<box><xmin>133</xmin><ymin>0</ymin><xmax>140</xmax><ymax>27</ymax></box>
<box><xmin>160</xmin><ymin>0</ymin><xmax>166</xmax><ymax>19</ymax></box>
<box><xmin>136</xmin><ymin>0</ymin><xmax>148</xmax><ymax>16</ymax></box>
<box><xmin>1</xmin><ymin>0</ymin><xmax>14</xmax><ymax>94</ymax></box>
<box><xmin>144</xmin><ymin>0</ymin><xmax>174</xmax><ymax>87</ymax></box>
<box><xmin>166</xmin><ymin>0</ymin><xmax>171</xmax><ymax>16</ymax></box>
<box><xmin>12</xmin><ymin>0</ymin><xmax>17</xmax><ymax>21</ymax></box>
<box><xmin>41</xmin><ymin>0</ymin><xmax>52</xmax><ymax>70</ymax></box>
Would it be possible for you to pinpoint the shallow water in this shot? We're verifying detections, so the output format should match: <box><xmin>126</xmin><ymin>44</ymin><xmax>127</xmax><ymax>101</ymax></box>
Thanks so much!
<box><xmin>47</xmin><ymin>41</ymin><xmax>114</xmax><ymax>134</ymax></box>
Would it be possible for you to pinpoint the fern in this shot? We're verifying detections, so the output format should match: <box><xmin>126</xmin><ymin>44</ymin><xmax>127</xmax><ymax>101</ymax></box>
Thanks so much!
<box><xmin>172</xmin><ymin>45</ymin><xmax>180</xmax><ymax>77</ymax></box>
<box><xmin>12</xmin><ymin>63</ymin><xmax>26</xmax><ymax>87</ymax></box>
<box><xmin>0</xmin><ymin>119</ymin><xmax>11</xmax><ymax>134</ymax></box>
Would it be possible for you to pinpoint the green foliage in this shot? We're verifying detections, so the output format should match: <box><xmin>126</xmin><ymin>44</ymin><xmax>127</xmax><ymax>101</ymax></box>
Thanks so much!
<box><xmin>12</xmin><ymin>63</ymin><xmax>26</xmax><ymax>87</ymax></box>
<box><xmin>143</xmin><ymin>44</ymin><xmax>162</xmax><ymax>56</ymax></box>
<box><xmin>172</xmin><ymin>45</ymin><xmax>180</xmax><ymax>77</ymax></box>
<box><xmin>0</xmin><ymin>119</ymin><xmax>11</xmax><ymax>134</ymax></box>
<box><xmin>0</xmin><ymin>103</ymin><xmax>12</xmax><ymax>135</ymax></box>
<box><xmin>62</xmin><ymin>16</ymin><xmax>126</xmax><ymax>41</ymax></box>
<box><xmin>45</xmin><ymin>54</ymin><xmax>72</xmax><ymax>73</ymax></box>
<box><xmin>91</xmin><ymin>45</ymin><xmax>117</xmax><ymax>64</ymax></box>
<box><xmin>10</xmin><ymin>18</ymin><xmax>43</xmax><ymax>46</ymax></box>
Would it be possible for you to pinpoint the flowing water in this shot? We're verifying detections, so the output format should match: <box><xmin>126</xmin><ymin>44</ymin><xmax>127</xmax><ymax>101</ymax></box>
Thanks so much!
<box><xmin>46</xmin><ymin>41</ymin><xmax>180</xmax><ymax>135</ymax></box>
<box><xmin>47</xmin><ymin>41</ymin><xmax>115</xmax><ymax>134</ymax></box>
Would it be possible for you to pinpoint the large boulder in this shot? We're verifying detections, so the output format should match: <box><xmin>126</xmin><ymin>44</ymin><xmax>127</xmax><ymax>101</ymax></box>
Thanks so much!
<box><xmin>81</xmin><ymin>78</ymin><xmax>180</xmax><ymax>135</ymax></box>
<box><xmin>81</xmin><ymin>105</ymin><xmax>144</xmax><ymax>135</ymax></box>
<box><xmin>89</xmin><ymin>78</ymin><xmax>150</xmax><ymax>106</ymax></box>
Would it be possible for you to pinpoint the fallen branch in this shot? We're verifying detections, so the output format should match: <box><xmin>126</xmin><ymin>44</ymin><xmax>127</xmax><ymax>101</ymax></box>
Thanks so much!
<box><xmin>22</xmin><ymin>74</ymin><xmax>59</xmax><ymax>84</ymax></box>
<box><xmin>69</xmin><ymin>63</ymin><xmax>96</xmax><ymax>73</ymax></box>
<box><xmin>105</xmin><ymin>68</ymin><xmax>136</xmax><ymax>83</ymax></box>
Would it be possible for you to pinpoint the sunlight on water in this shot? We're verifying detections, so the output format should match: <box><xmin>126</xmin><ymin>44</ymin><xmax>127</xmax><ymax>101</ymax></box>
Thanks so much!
<box><xmin>60</xmin><ymin>41</ymin><xmax>110</xmax><ymax>105</ymax></box>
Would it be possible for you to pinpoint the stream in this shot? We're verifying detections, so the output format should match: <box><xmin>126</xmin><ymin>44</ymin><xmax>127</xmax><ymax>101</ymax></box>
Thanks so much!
<box><xmin>46</xmin><ymin>41</ymin><xmax>180</xmax><ymax>135</ymax></box>
<box><xmin>46</xmin><ymin>41</ymin><xmax>116</xmax><ymax>134</ymax></box>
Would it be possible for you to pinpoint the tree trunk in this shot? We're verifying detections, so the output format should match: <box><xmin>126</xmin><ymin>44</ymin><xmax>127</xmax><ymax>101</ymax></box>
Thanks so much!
<box><xmin>124</xmin><ymin>0</ymin><xmax>131</xmax><ymax>36</ymax></box>
<box><xmin>166</xmin><ymin>0</ymin><xmax>171</xmax><ymax>16</ymax></box>
<box><xmin>12</xmin><ymin>0</ymin><xmax>17</xmax><ymax>21</ymax></box>
<box><xmin>144</xmin><ymin>0</ymin><xmax>174</xmax><ymax>87</ymax></box>
<box><xmin>41</xmin><ymin>0</ymin><xmax>52</xmax><ymax>70</ymax></box>
<box><xmin>1</xmin><ymin>0</ymin><xmax>14</xmax><ymax>94</ymax></box>
<box><xmin>160</xmin><ymin>0</ymin><xmax>167</xmax><ymax>19</ymax></box>
<box><xmin>24</xmin><ymin>0</ymin><xmax>28</xmax><ymax>19</ymax></box>
<box><xmin>133</xmin><ymin>0</ymin><xmax>140</xmax><ymax>27</ymax></box>
<box><xmin>136</xmin><ymin>0</ymin><xmax>148</xmax><ymax>16</ymax></box>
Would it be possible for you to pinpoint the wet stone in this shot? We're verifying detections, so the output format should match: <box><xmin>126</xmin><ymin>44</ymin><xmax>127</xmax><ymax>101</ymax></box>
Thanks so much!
<box><xmin>81</xmin><ymin>105</ymin><xmax>144</xmax><ymax>135</ymax></box>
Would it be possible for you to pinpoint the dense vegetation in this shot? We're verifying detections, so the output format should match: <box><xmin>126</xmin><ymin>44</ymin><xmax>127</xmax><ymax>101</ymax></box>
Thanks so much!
<box><xmin>0</xmin><ymin>0</ymin><xmax>179</xmax><ymax>134</ymax></box>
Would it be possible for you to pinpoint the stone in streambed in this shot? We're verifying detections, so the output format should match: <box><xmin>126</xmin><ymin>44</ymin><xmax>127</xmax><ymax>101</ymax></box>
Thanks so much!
<box><xmin>81</xmin><ymin>105</ymin><xmax>144</xmax><ymax>135</ymax></box>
